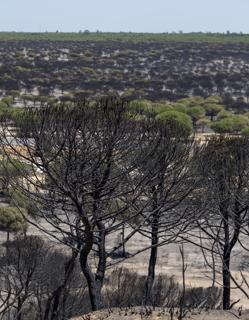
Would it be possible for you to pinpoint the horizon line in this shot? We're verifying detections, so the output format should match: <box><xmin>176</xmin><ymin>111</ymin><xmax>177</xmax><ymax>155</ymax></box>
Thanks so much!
<box><xmin>0</xmin><ymin>31</ymin><xmax>248</xmax><ymax>35</ymax></box>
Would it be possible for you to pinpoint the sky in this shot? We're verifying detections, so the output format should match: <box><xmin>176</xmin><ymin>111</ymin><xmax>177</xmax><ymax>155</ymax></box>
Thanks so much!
<box><xmin>1</xmin><ymin>0</ymin><xmax>249</xmax><ymax>33</ymax></box>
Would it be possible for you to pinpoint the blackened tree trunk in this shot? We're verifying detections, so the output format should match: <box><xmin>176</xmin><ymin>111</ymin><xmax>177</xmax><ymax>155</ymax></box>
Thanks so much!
<box><xmin>121</xmin><ymin>223</ymin><xmax>126</xmax><ymax>257</ymax></box>
<box><xmin>79</xmin><ymin>222</ymin><xmax>106</xmax><ymax>311</ymax></box>
<box><xmin>144</xmin><ymin>212</ymin><xmax>159</xmax><ymax>305</ymax></box>
<box><xmin>80</xmin><ymin>263</ymin><xmax>103</xmax><ymax>311</ymax></box>
<box><xmin>222</xmin><ymin>250</ymin><xmax>231</xmax><ymax>310</ymax></box>
<box><xmin>221</xmin><ymin>203</ymin><xmax>231</xmax><ymax>310</ymax></box>
<box><xmin>79</xmin><ymin>228</ymin><xmax>100</xmax><ymax>311</ymax></box>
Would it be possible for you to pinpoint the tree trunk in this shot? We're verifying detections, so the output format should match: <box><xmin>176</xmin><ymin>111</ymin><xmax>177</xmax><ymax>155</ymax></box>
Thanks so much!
<box><xmin>79</xmin><ymin>228</ymin><xmax>100</xmax><ymax>311</ymax></box>
<box><xmin>144</xmin><ymin>213</ymin><xmax>159</xmax><ymax>305</ymax></box>
<box><xmin>222</xmin><ymin>251</ymin><xmax>231</xmax><ymax>310</ymax></box>
<box><xmin>80</xmin><ymin>261</ymin><xmax>102</xmax><ymax>311</ymax></box>
<box><xmin>17</xmin><ymin>297</ymin><xmax>23</xmax><ymax>320</ymax></box>
<box><xmin>220</xmin><ymin>199</ymin><xmax>231</xmax><ymax>310</ymax></box>
<box><xmin>179</xmin><ymin>243</ymin><xmax>186</xmax><ymax>320</ymax></box>
<box><xmin>79</xmin><ymin>225</ymin><xmax>106</xmax><ymax>311</ymax></box>
<box><xmin>121</xmin><ymin>223</ymin><xmax>126</xmax><ymax>257</ymax></box>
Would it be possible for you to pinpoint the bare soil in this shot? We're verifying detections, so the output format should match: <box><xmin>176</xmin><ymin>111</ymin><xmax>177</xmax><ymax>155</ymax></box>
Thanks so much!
<box><xmin>71</xmin><ymin>308</ymin><xmax>249</xmax><ymax>320</ymax></box>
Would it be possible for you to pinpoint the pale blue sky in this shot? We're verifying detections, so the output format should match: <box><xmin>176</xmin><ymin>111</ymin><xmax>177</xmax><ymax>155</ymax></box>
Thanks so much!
<box><xmin>1</xmin><ymin>0</ymin><xmax>249</xmax><ymax>33</ymax></box>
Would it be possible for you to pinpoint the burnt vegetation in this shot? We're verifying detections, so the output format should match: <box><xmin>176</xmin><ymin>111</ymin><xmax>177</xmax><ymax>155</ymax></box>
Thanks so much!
<box><xmin>1</xmin><ymin>35</ymin><xmax>249</xmax><ymax>104</ymax></box>
<box><xmin>0</xmin><ymin>33</ymin><xmax>249</xmax><ymax>319</ymax></box>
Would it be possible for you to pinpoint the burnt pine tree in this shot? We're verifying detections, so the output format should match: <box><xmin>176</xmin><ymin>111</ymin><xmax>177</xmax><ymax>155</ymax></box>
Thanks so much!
<box><xmin>135</xmin><ymin>120</ymin><xmax>197</xmax><ymax>305</ymax></box>
<box><xmin>197</xmin><ymin>136</ymin><xmax>249</xmax><ymax>310</ymax></box>
<box><xmin>0</xmin><ymin>97</ymin><xmax>157</xmax><ymax>312</ymax></box>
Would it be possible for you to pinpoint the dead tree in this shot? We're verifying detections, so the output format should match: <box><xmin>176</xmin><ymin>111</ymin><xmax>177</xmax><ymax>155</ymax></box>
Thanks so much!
<box><xmin>132</xmin><ymin>121</ymin><xmax>197</xmax><ymax>305</ymax></box>
<box><xmin>178</xmin><ymin>243</ymin><xmax>188</xmax><ymax>320</ymax></box>
<box><xmin>0</xmin><ymin>235</ymin><xmax>85</xmax><ymax>320</ymax></box>
<box><xmin>0</xmin><ymin>97</ymin><xmax>158</xmax><ymax>311</ymax></box>
<box><xmin>0</xmin><ymin>236</ymin><xmax>45</xmax><ymax>320</ymax></box>
<box><xmin>195</xmin><ymin>136</ymin><xmax>249</xmax><ymax>310</ymax></box>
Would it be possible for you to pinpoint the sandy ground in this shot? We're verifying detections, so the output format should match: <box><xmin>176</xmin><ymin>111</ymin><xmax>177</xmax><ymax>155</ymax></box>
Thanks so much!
<box><xmin>1</xmin><ymin>220</ymin><xmax>249</xmax><ymax>309</ymax></box>
<box><xmin>71</xmin><ymin>309</ymin><xmax>249</xmax><ymax>320</ymax></box>
<box><xmin>104</xmin><ymin>230</ymin><xmax>249</xmax><ymax>309</ymax></box>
